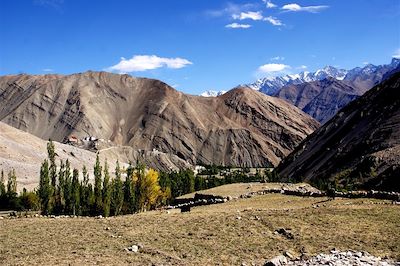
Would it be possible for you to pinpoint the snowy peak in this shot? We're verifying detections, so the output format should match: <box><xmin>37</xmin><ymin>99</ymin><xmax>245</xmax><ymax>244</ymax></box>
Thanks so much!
<box><xmin>246</xmin><ymin>59</ymin><xmax>399</xmax><ymax>96</ymax></box>
<box><xmin>200</xmin><ymin>90</ymin><xmax>227</xmax><ymax>97</ymax></box>
<box><xmin>247</xmin><ymin>66</ymin><xmax>348</xmax><ymax>95</ymax></box>
<box><xmin>315</xmin><ymin>66</ymin><xmax>348</xmax><ymax>80</ymax></box>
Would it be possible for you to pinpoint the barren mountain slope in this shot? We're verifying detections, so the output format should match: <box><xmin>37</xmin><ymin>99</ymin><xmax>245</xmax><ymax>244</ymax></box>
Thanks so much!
<box><xmin>274</xmin><ymin>78</ymin><xmax>360</xmax><ymax>123</ymax></box>
<box><xmin>277</xmin><ymin>72</ymin><xmax>400</xmax><ymax>191</ymax></box>
<box><xmin>0</xmin><ymin>122</ymin><xmax>192</xmax><ymax>192</ymax></box>
<box><xmin>0</xmin><ymin>72</ymin><xmax>319</xmax><ymax>167</ymax></box>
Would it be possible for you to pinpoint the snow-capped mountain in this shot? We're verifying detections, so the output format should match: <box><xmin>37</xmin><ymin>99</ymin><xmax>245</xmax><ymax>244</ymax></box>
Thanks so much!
<box><xmin>200</xmin><ymin>90</ymin><xmax>227</xmax><ymax>97</ymax></box>
<box><xmin>247</xmin><ymin>66</ymin><xmax>348</xmax><ymax>95</ymax></box>
<box><xmin>247</xmin><ymin>59</ymin><xmax>400</xmax><ymax>96</ymax></box>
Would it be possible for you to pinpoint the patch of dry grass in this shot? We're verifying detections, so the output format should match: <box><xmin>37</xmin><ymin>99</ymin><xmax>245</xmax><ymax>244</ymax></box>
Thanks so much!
<box><xmin>0</xmin><ymin>194</ymin><xmax>399</xmax><ymax>265</ymax></box>
<box><xmin>178</xmin><ymin>182</ymin><xmax>318</xmax><ymax>199</ymax></box>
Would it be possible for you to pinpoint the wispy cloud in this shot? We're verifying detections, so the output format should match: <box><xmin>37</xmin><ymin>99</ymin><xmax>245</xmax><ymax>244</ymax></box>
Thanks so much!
<box><xmin>393</xmin><ymin>48</ymin><xmax>400</xmax><ymax>59</ymax></box>
<box><xmin>258</xmin><ymin>63</ymin><xmax>290</xmax><ymax>73</ymax></box>
<box><xmin>297</xmin><ymin>65</ymin><xmax>308</xmax><ymax>70</ymax></box>
<box><xmin>264</xmin><ymin>16</ymin><xmax>283</xmax><ymax>26</ymax></box>
<box><xmin>42</xmin><ymin>68</ymin><xmax>54</xmax><ymax>72</ymax></box>
<box><xmin>34</xmin><ymin>0</ymin><xmax>64</xmax><ymax>10</ymax></box>
<box><xmin>271</xmin><ymin>56</ymin><xmax>285</xmax><ymax>61</ymax></box>
<box><xmin>263</xmin><ymin>0</ymin><xmax>277</xmax><ymax>8</ymax></box>
<box><xmin>225</xmin><ymin>23</ymin><xmax>252</xmax><ymax>29</ymax></box>
<box><xmin>282</xmin><ymin>3</ymin><xmax>329</xmax><ymax>13</ymax></box>
<box><xmin>207</xmin><ymin>2</ymin><xmax>285</xmax><ymax>29</ymax></box>
<box><xmin>205</xmin><ymin>3</ymin><xmax>257</xmax><ymax>18</ymax></box>
<box><xmin>106</xmin><ymin>55</ymin><xmax>192</xmax><ymax>73</ymax></box>
<box><xmin>232</xmin><ymin>11</ymin><xmax>263</xmax><ymax>21</ymax></box>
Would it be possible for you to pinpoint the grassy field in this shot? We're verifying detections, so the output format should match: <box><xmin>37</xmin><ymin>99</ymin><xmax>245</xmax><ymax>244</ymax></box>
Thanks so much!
<box><xmin>1</xmin><ymin>190</ymin><xmax>399</xmax><ymax>265</ymax></box>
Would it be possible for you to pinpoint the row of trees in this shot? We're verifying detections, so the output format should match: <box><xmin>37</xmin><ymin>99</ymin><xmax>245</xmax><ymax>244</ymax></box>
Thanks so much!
<box><xmin>0</xmin><ymin>169</ymin><xmax>40</xmax><ymax>211</ymax></box>
<box><xmin>36</xmin><ymin>141</ymin><xmax>167</xmax><ymax>216</ymax></box>
<box><xmin>1</xmin><ymin>140</ymin><xmax>282</xmax><ymax>215</ymax></box>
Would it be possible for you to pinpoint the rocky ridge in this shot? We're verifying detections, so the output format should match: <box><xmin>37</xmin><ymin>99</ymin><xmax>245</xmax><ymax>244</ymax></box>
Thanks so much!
<box><xmin>277</xmin><ymin>72</ymin><xmax>400</xmax><ymax>191</ymax></box>
<box><xmin>0</xmin><ymin>71</ymin><xmax>319</xmax><ymax>167</ymax></box>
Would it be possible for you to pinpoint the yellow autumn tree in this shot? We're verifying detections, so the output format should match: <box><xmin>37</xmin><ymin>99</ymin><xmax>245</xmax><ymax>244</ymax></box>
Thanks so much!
<box><xmin>135</xmin><ymin>168</ymin><xmax>161</xmax><ymax>212</ymax></box>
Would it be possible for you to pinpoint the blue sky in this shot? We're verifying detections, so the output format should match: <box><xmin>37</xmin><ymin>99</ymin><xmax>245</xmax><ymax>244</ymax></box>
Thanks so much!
<box><xmin>0</xmin><ymin>0</ymin><xmax>399</xmax><ymax>94</ymax></box>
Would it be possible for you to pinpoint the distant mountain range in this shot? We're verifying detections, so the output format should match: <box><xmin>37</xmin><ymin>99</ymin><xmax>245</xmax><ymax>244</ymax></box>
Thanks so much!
<box><xmin>247</xmin><ymin>58</ymin><xmax>400</xmax><ymax>96</ymax></box>
<box><xmin>277</xmin><ymin>72</ymin><xmax>400</xmax><ymax>192</ymax></box>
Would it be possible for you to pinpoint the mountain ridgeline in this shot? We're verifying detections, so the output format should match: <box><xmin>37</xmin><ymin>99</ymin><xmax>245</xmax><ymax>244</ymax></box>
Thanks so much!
<box><xmin>0</xmin><ymin>71</ymin><xmax>319</xmax><ymax>168</ymax></box>
<box><xmin>277</xmin><ymin>72</ymin><xmax>400</xmax><ymax>191</ymax></box>
<box><xmin>247</xmin><ymin>58</ymin><xmax>400</xmax><ymax>123</ymax></box>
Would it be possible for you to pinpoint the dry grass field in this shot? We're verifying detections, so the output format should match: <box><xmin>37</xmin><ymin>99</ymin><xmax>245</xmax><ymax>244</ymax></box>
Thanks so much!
<box><xmin>1</xmin><ymin>190</ymin><xmax>399</xmax><ymax>265</ymax></box>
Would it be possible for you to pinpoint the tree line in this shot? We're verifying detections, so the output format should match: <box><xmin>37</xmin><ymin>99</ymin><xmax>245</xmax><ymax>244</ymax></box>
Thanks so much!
<box><xmin>36</xmin><ymin>141</ymin><xmax>169</xmax><ymax>216</ymax></box>
<box><xmin>0</xmin><ymin>141</ymin><xmax>280</xmax><ymax>215</ymax></box>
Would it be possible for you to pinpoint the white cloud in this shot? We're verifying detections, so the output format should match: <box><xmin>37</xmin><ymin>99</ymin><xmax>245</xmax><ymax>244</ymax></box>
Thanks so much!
<box><xmin>206</xmin><ymin>3</ymin><xmax>257</xmax><ymax>17</ymax></box>
<box><xmin>232</xmin><ymin>11</ymin><xmax>263</xmax><ymax>21</ymax></box>
<box><xmin>264</xmin><ymin>16</ymin><xmax>283</xmax><ymax>26</ymax></box>
<box><xmin>258</xmin><ymin>63</ymin><xmax>290</xmax><ymax>73</ymax></box>
<box><xmin>282</xmin><ymin>3</ymin><xmax>329</xmax><ymax>13</ymax></box>
<box><xmin>42</xmin><ymin>68</ymin><xmax>54</xmax><ymax>72</ymax></box>
<box><xmin>107</xmin><ymin>55</ymin><xmax>192</xmax><ymax>73</ymax></box>
<box><xmin>271</xmin><ymin>56</ymin><xmax>285</xmax><ymax>61</ymax></box>
<box><xmin>298</xmin><ymin>65</ymin><xmax>308</xmax><ymax>70</ymax></box>
<box><xmin>362</xmin><ymin>61</ymin><xmax>369</xmax><ymax>65</ymax></box>
<box><xmin>393</xmin><ymin>48</ymin><xmax>400</xmax><ymax>59</ymax></box>
<box><xmin>263</xmin><ymin>0</ymin><xmax>277</xmax><ymax>8</ymax></box>
<box><xmin>225</xmin><ymin>23</ymin><xmax>252</xmax><ymax>29</ymax></box>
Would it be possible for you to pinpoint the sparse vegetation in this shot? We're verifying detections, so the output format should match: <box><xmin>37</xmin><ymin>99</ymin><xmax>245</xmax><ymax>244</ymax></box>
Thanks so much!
<box><xmin>1</xmin><ymin>194</ymin><xmax>398</xmax><ymax>265</ymax></box>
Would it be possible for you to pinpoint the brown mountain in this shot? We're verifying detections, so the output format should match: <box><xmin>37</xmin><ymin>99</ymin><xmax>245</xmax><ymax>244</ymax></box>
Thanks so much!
<box><xmin>274</xmin><ymin>78</ymin><xmax>361</xmax><ymax>123</ymax></box>
<box><xmin>277</xmin><ymin>72</ymin><xmax>400</xmax><ymax>192</ymax></box>
<box><xmin>0</xmin><ymin>71</ymin><xmax>319</xmax><ymax>167</ymax></box>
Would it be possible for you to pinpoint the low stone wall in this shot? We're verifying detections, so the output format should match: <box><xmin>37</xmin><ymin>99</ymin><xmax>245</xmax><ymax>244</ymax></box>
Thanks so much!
<box><xmin>170</xmin><ymin>186</ymin><xmax>400</xmax><ymax>211</ymax></box>
<box><xmin>168</xmin><ymin>193</ymin><xmax>227</xmax><ymax>210</ymax></box>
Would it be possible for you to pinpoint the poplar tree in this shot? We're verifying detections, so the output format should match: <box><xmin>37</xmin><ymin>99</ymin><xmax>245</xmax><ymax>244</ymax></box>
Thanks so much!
<box><xmin>102</xmin><ymin>160</ymin><xmax>111</xmax><ymax>217</ymax></box>
<box><xmin>80</xmin><ymin>165</ymin><xmax>90</xmax><ymax>216</ymax></box>
<box><xmin>135</xmin><ymin>164</ymin><xmax>161</xmax><ymax>212</ymax></box>
<box><xmin>47</xmin><ymin>140</ymin><xmax>57</xmax><ymax>190</ymax></box>
<box><xmin>111</xmin><ymin>160</ymin><xmax>124</xmax><ymax>215</ymax></box>
<box><xmin>0</xmin><ymin>170</ymin><xmax>5</xmax><ymax>198</ymax></box>
<box><xmin>93</xmin><ymin>154</ymin><xmax>103</xmax><ymax>215</ymax></box>
<box><xmin>71</xmin><ymin>168</ymin><xmax>80</xmax><ymax>215</ymax></box>
<box><xmin>123</xmin><ymin>162</ymin><xmax>135</xmax><ymax>214</ymax></box>
<box><xmin>64</xmin><ymin>160</ymin><xmax>72</xmax><ymax>214</ymax></box>
<box><xmin>54</xmin><ymin>160</ymin><xmax>65</xmax><ymax>214</ymax></box>
<box><xmin>38</xmin><ymin>159</ymin><xmax>52</xmax><ymax>214</ymax></box>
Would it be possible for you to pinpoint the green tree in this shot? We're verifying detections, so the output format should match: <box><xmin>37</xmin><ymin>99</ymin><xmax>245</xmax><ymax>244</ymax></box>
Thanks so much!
<box><xmin>0</xmin><ymin>170</ymin><xmax>6</xmax><ymax>198</ymax></box>
<box><xmin>6</xmin><ymin>169</ymin><xmax>19</xmax><ymax>209</ymax></box>
<box><xmin>63</xmin><ymin>160</ymin><xmax>72</xmax><ymax>214</ymax></box>
<box><xmin>20</xmin><ymin>188</ymin><xmax>40</xmax><ymax>211</ymax></box>
<box><xmin>123</xmin><ymin>162</ymin><xmax>135</xmax><ymax>214</ymax></box>
<box><xmin>54</xmin><ymin>160</ymin><xmax>65</xmax><ymax>214</ymax></box>
<box><xmin>80</xmin><ymin>165</ymin><xmax>91</xmax><ymax>216</ymax></box>
<box><xmin>111</xmin><ymin>161</ymin><xmax>124</xmax><ymax>215</ymax></box>
<box><xmin>182</xmin><ymin>170</ymin><xmax>195</xmax><ymax>194</ymax></box>
<box><xmin>47</xmin><ymin>140</ymin><xmax>57</xmax><ymax>190</ymax></box>
<box><xmin>38</xmin><ymin>159</ymin><xmax>52</xmax><ymax>214</ymax></box>
<box><xmin>71</xmin><ymin>169</ymin><xmax>80</xmax><ymax>215</ymax></box>
<box><xmin>0</xmin><ymin>170</ymin><xmax>6</xmax><ymax>209</ymax></box>
<box><xmin>102</xmin><ymin>160</ymin><xmax>111</xmax><ymax>217</ymax></box>
<box><xmin>93</xmin><ymin>154</ymin><xmax>103</xmax><ymax>215</ymax></box>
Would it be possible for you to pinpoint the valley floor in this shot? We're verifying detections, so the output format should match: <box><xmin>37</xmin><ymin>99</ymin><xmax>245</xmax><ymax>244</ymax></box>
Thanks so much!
<box><xmin>0</xmin><ymin>193</ymin><xmax>399</xmax><ymax>265</ymax></box>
